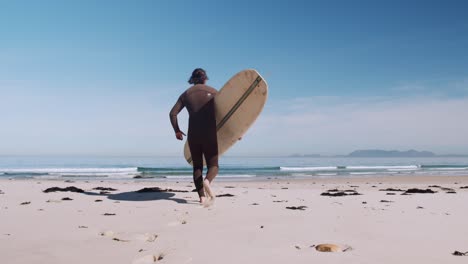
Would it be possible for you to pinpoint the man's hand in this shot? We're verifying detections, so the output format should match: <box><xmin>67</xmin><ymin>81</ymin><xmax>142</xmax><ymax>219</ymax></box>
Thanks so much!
<box><xmin>175</xmin><ymin>131</ymin><xmax>186</xmax><ymax>141</ymax></box>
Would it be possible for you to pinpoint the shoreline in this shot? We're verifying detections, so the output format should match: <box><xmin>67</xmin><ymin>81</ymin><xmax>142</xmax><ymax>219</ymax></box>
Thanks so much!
<box><xmin>2</xmin><ymin>173</ymin><xmax>468</xmax><ymax>184</ymax></box>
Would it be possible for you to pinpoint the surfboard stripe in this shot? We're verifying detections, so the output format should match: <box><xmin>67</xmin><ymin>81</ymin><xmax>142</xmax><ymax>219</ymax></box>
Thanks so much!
<box><xmin>187</xmin><ymin>75</ymin><xmax>263</xmax><ymax>164</ymax></box>
<box><xmin>216</xmin><ymin>75</ymin><xmax>263</xmax><ymax>131</ymax></box>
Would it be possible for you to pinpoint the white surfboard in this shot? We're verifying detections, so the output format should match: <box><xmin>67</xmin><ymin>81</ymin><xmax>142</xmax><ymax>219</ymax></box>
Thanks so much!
<box><xmin>183</xmin><ymin>69</ymin><xmax>268</xmax><ymax>165</ymax></box>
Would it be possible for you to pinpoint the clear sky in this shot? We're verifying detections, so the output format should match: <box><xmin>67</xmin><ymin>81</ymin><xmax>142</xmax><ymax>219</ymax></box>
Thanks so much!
<box><xmin>1</xmin><ymin>0</ymin><xmax>468</xmax><ymax>156</ymax></box>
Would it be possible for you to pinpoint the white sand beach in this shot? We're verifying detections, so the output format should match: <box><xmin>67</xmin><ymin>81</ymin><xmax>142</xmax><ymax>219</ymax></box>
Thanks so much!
<box><xmin>1</xmin><ymin>176</ymin><xmax>468</xmax><ymax>264</ymax></box>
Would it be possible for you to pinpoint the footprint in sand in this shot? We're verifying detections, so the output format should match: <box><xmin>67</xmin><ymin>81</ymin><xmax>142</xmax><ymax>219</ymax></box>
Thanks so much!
<box><xmin>132</xmin><ymin>254</ymin><xmax>164</xmax><ymax>264</ymax></box>
<box><xmin>202</xmin><ymin>199</ymin><xmax>215</xmax><ymax>208</ymax></box>
<box><xmin>99</xmin><ymin>230</ymin><xmax>115</xmax><ymax>237</ymax></box>
<box><xmin>168</xmin><ymin>220</ymin><xmax>188</xmax><ymax>226</ymax></box>
<box><xmin>134</xmin><ymin>233</ymin><xmax>158</xmax><ymax>242</ymax></box>
<box><xmin>145</xmin><ymin>234</ymin><xmax>158</xmax><ymax>242</ymax></box>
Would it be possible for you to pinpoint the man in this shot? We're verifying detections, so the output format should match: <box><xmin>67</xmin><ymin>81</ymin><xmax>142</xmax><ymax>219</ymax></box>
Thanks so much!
<box><xmin>169</xmin><ymin>68</ymin><xmax>218</xmax><ymax>204</ymax></box>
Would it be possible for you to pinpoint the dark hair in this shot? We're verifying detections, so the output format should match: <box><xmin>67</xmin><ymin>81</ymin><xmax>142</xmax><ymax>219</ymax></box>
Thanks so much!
<box><xmin>188</xmin><ymin>68</ymin><xmax>208</xmax><ymax>84</ymax></box>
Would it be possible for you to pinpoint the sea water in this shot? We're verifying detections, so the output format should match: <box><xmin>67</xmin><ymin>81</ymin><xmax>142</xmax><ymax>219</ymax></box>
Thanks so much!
<box><xmin>1</xmin><ymin>156</ymin><xmax>467</xmax><ymax>181</ymax></box>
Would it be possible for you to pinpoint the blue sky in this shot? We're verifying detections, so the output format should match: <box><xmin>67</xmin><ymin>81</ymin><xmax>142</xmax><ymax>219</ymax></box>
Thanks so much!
<box><xmin>1</xmin><ymin>0</ymin><xmax>468</xmax><ymax>156</ymax></box>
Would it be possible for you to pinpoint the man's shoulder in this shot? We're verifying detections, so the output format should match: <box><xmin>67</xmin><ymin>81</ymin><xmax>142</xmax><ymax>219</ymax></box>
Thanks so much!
<box><xmin>188</xmin><ymin>84</ymin><xmax>218</xmax><ymax>93</ymax></box>
<box><xmin>202</xmin><ymin>84</ymin><xmax>218</xmax><ymax>93</ymax></box>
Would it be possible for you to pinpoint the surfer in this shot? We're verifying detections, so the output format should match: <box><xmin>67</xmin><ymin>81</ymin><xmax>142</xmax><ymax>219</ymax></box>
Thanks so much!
<box><xmin>170</xmin><ymin>68</ymin><xmax>218</xmax><ymax>204</ymax></box>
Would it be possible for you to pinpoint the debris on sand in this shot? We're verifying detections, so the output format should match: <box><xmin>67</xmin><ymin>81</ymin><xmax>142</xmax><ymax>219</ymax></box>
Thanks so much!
<box><xmin>380</xmin><ymin>200</ymin><xmax>394</xmax><ymax>203</ymax></box>
<box><xmin>452</xmin><ymin>251</ymin><xmax>468</xmax><ymax>256</ymax></box>
<box><xmin>113</xmin><ymin>237</ymin><xmax>130</xmax><ymax>242</ymax></box>
<box><xmin>314</xmin><ymin>244</ymin><xmax>352</xmax><ymax>252</ymax></box>
<box><xmin>136</xmin><ymin>187</ymin><xmax>189</xmax><ymax>193</ymax></box>
<box><xmin>20</xmin><ymin>201</ymin><xmax>31</xmax><ymax>205</ymax></box>
<box><xmin>429</xmin><ymin>185</ymin><xmax>455</xmax><ymax>192</ymax></box>
<box><xmin>0</xmin><ymin>189</ymin><xmax>4</xmax><ymax>194</ymax></box>
<box><xmin>43</xmin><ymin>186</ymin><xmax>84</xmax><ymax>193</ymax></box>
<box><xmin>93</xmin><ymin>187</ymin><xmax>118</xmax><ymax>191</ymax></box>
<box><xmin>61</xmin><ymin>197</ymin><xmax>73</xmax><ymax>201</ymax></box>
<box><xmin>216</xmin><ymin>193</ymin><xmax>235</xmax><ymax>197</ymax></box>
<box><xmin>402</xmin><ymin>188</ymin><xmax>436</xmax><ymax>195</ymax></box>
<box><xmin>286</xmin><ymin>206</ymin><xmax>307</xmax><ymax>210</ymax></box>
<box><xmin>379</xmin><ymin>188</ymin><xmax>405</xmax><ymax>192</ymax></box>
<box><xmin>273</xmin><ymin>200</ymin><xmax>288</xmax><ymax>203</ymax></box>
<box><xmin>321</xmin><ymin>189</ymin><xmax>362</xmax><ymax>197</ymax></box>
<box><xmin>460</xmin><ymin>186</ymin><xmax>468</xmax><ymax>189</ymax></box>
<box><xmin>133</xmin><ymin>175</ymin><xmax>155</xmax><ymax>179</ymax></box>
<box><xmin>224</xmin><ymin>186</ymin><xmax>235</xmax><ymax>188</ymax></box>
<box><xmin>103</xmin><ymin>213</ymin><xmax>116</xmax><ymax>216</ymax></box>
<box><xmin>157</xmin><ymin>254</ymin><xmax>164</xmax><ymax>261</ymax></box>
<box><xmin>95</xmin><ymin>199</ymin><xmax>103</xmax><ymax>202</ymax></box>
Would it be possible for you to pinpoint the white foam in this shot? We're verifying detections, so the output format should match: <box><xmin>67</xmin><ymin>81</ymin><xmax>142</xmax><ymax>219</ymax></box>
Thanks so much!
<box><xmin>350</xmin><ymin>172</ymin><xmax>378</xmax><ymax>175</ymax></box>
<box><xmin>280</xmin><ymin>166</ymin><xmax>337</xmax><ymax>171</ymax></box>
<box><xmin>1</xmin><ymin>167</ymin><xmax>138</xmax><ymax>173</ymax></box>
<box><xmin>427</xmin><ymin>167</ymin><xmax>468</xmax><ymax>171</ymax></box>
<box><xmin>387</xmin><ymin>168</ymin><xmax>418</xmax><ymax>171</ymax></box>
<box><xmin>316</xmin><ymin>173</ymin><xmax>338</xmax><ymax>176</ymax></box>
<box><xmin>347</xmin><ymin>165</ymin><xmax>419</xmax><ymax>170</ymax></box>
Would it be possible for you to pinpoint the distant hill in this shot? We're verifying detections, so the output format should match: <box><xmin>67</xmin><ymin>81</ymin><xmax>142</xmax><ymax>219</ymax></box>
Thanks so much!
<box><xmin>348</xmin><ymin>149</ymin><xmax>436</xmax><ymax>157</ymax></box>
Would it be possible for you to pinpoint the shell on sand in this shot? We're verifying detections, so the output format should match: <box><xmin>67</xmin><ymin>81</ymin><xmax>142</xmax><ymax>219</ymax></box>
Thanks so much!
<box><xmin>315</xmin><ymin>244</ymin><xmax>343</xmax><ymax>252</ymax></box>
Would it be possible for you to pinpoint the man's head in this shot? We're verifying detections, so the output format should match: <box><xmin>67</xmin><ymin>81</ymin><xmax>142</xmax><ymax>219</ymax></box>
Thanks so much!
<box><xmin>188</xmin><ymin>68</ymin><xmax>208</xmax><ymax>85</ymax></box>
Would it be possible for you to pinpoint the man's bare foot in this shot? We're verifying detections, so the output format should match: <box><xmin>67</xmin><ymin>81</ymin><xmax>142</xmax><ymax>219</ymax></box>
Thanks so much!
<box><xmin>199</xmin><ymin>196</ymin><xmax>206</xmax><ymax>204</ymax></box>
<box><xmin>203</xmin><ymin>179</ymin><xmax>215</xmax><ymax>200</ymax></box>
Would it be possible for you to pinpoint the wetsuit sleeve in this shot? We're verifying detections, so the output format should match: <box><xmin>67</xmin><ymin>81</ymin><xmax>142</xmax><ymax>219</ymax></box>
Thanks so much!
<box><xmin>169</xmin><ymin>95</ymin><xmax>185</xmax><ymax>133</ymax></box>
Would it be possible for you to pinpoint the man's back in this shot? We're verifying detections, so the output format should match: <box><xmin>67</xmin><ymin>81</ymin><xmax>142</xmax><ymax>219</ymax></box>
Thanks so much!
<box><xmin>169</xmin><ymin>84</ymin><xmax>218</xmax><ymax>142</ymax></box>
<box><xmin>182</xmin><ymin>84</ymin><xmax>218</xmax><ymax>115</ymax></box>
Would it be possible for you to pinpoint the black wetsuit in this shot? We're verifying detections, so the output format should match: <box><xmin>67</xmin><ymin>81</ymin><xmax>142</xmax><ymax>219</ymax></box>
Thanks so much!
<box><xmin>169</xmin><ymin>84</ymin><xmax>219</xmax><ymax>196</ymax></box>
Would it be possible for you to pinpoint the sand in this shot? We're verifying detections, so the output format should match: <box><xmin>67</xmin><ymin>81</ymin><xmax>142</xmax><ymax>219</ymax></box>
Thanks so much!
<box><xmin>1</xmin><ymin>176</ymin><xmax>468</xmax><ymax>263</ymax></box>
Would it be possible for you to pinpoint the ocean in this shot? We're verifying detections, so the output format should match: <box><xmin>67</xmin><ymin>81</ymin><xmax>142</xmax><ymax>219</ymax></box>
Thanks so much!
<box><xmin>1</xmin><ymin>156</ymin><xmax>467</xmax><ymax>181</ymax></box>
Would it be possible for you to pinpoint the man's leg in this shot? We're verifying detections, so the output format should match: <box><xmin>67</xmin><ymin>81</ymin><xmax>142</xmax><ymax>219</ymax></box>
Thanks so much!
<box><xmin>188</xmin><ymin>141</ymin><xmax>205</xmax><ymax>202</ymax></box>
<box><xmin>203</xmin><ymin>140</ymin><xmax>219</xmax><ymax>199</ymax></box>
<box><xmin>205</xmin><ymin>166</ymin><xmax>218</xmax><ymax>183</ymax></box>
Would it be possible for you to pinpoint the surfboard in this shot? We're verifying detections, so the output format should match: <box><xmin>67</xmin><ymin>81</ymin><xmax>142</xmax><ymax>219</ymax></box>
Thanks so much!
<box><xmin>183</xmin><ymin>69</ymin><xmax>268</xmax><ymax>165</ymax></box>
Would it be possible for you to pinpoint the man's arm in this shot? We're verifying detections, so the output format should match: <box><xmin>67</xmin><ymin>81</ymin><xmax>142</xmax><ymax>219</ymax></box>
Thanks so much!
<box><xmin>169</xmin><ymin>96</ymin><xmax>186</xmax><ymax>140</ymax></box>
